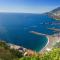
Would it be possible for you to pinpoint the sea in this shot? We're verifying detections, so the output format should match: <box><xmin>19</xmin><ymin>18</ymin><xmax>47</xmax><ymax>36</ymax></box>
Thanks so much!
<box><xmin>0</xmin><ymin>13</ymin><xmax>60</xmax><ymax>52</ymax></box>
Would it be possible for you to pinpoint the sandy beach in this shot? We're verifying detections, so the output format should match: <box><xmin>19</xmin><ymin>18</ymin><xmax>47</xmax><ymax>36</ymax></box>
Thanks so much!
<box><xmin>40</xmin><ymin>35</ymin><xmax>60</xmax><ymax>53</ymax></box>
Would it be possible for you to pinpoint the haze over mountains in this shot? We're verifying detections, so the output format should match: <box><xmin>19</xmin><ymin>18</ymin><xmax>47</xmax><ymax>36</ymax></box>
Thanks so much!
<box><xmin>48</xmin><ymin>7</ymin><xmax>60</xmax><ymax>20</ymax></box>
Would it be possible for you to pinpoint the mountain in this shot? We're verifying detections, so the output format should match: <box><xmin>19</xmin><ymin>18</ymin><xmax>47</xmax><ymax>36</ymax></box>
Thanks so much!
<box><xmin>51</xmin><ymin>7</ymin><xmax>60</xmax><ymax>13</ymax></box>
<box><xmin>48</xmin><ymin>7</ymin><xmax>60</xmax><ymax>20</ymax></box>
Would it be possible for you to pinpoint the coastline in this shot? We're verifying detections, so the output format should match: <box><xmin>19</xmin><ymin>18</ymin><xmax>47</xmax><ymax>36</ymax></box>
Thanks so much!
<box><xmin>40</xmin><ymin>35</ymin><xmax>49</xmax><ymax>53</ymax></box>
<box><xmin>40</xmin><ymin>34</ymin><xmax>60</xmax><ymax>53</ymax></box>
<box><xmin>54</xmin><ymin>17</ymin><xmax>60</xmax><ymax>20</ymax></box>
<box><xmin>0</xmin><ymin>34</ymin><xmax>60</xmax><ymax>56</ymax></box>
<box><xmin>0</xmin><ymin>33</ymin><xmax>60</xmax><ymax>54</ymax></box>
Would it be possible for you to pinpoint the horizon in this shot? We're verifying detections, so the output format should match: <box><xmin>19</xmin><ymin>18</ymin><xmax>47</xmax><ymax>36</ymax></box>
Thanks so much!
<box><xmin>0</xmin><ymin>0</ymin><xmax>60</xmax><ymax>13</ymax></box>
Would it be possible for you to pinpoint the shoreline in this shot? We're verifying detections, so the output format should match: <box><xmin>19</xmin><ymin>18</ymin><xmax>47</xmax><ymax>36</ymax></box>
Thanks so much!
<box><xmin>0</xmin><ymin>33</ymin><xmax>60</xmax><ymax>53</ymax></box>
<box><xmin>40</xmin><ymin>34</ymin><xmax>60</xmax><ymax>53</ymax></box>
<box><xmin>40</xmin><ymin>35</ymin><xmax>49</xmax><ymax>52</ymax></box>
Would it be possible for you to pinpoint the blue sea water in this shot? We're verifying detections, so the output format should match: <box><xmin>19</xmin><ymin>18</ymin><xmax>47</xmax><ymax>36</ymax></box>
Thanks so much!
<box><xmin>0</xmin><ymin>13</ymin><xmax>60</xmax><ymax>52</ymax></box>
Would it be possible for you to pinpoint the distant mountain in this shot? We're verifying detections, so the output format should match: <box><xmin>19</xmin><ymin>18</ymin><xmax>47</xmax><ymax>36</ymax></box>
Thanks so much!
<box><xmin>51</xmin><ymin>7</ymin><xmax>60</xmax><ymax>13</ymax></box>
<box><xmin>47</xmin><ymin>7</ymin><xmax>60</xmax><ymax>20</ymax></box>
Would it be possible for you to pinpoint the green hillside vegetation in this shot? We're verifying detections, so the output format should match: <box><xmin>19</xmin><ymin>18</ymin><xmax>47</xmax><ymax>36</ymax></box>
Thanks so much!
<box><xmin>0</xmin><ymin>41</ymin><xmax>23</xmax><ymax>60</ymax></box>
<box><xmin>19</xmin><ymin>48</ymin><xmax>60</xmax><ymax>60</ymax></box>
<box><xmin>0</xmin><ymin>41</ymin><xmax>60</xmax><ymax>60</ymax></box>
<box><xmin>19</xmin><ymin>41</ymin><xmax>60</xmax><ymax>60</ymax></box>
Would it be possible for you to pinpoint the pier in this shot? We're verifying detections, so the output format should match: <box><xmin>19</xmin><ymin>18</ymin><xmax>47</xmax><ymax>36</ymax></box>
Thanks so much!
<box><xmin>48</xmin><ymin>28</ymin><xmax>60</xmax><ymax>32</ymax></box>
<box><xmin>29</xmin><ymin>31</ymin><xmax>49</xmax><ymax>36</ymax></box>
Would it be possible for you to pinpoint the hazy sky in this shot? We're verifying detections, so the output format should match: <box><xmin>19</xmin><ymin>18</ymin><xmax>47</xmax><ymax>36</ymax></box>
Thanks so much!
<box><xmin>0</xmin><ymin>0</ymin><xmax>60</xmax><ymax>13</ymax></box>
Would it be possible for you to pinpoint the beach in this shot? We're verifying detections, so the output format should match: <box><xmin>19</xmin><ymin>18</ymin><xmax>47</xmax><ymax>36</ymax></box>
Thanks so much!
<box><xmin>40</xmin><ymin>34</ymin><xmax>60</xmax><ymax>53</ymax></box>
<box><xmin>9</xmin><ymin>34</ymin><xmax>60</xmax><ymax>53</ymax></box>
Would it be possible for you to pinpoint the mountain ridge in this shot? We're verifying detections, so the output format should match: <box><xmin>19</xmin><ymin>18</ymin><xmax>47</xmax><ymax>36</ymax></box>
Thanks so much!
<box><xmin>48</xmin><ymin>7</ymin><xmax>60</xmax><ymax>20</ymax></box>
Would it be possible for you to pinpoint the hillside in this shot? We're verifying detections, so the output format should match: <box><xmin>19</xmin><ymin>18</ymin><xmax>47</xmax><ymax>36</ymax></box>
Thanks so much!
<box><xmin>48</xmin><ymin>7</ymin><xmax>60</xmax><ymax>20</ymax></box>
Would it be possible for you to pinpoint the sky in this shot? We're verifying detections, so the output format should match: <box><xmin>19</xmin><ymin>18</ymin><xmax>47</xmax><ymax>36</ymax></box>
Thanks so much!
<box><xmin>0</xmin><ymin>0</ymin><xmax>60</xmax><ymax>13</ymax></box>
